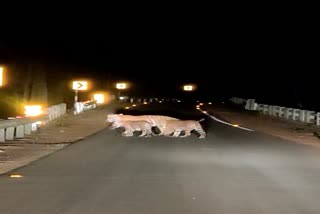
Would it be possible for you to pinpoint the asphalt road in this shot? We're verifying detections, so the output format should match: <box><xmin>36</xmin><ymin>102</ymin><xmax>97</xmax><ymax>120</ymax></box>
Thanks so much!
<box><xmin>1</xmin><ymin>103</ymin><xmax>320</xmax><ymax>214</ymax></box>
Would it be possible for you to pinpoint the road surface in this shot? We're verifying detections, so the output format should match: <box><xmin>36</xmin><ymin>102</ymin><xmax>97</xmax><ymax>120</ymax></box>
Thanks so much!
<box><xmin>1</xmin><ymin>103</ymin><xmax>320</xmax><ymax>214</ymax></box>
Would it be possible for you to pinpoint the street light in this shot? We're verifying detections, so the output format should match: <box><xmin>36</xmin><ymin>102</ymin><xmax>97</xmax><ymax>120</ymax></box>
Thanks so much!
<box><xmin>93</xmin><ymin>93</ymin><xmax>104</xmax><ymax>104</ymax></box>
<box><xmin>116</xmin><ymin>83</ymin><xmax>127</xmax><ymax>90</ymax></box>
<box><xmin>182</xmin><ymin>84</ymin><xmax>197</xmax><ymax>103</ymax></box>
<box><xmin>115</xmin><ymin>82</ymin><xmax>128</xmax><ymax>101</ymax></box>
<box><xmin>0</xmin><ymin>66</ymin><xmax>4</xmax><ymax>86</ymax></box>
<box><xmin>24</xmin><ymin>105</ymin><xmax>43</xmax><ymax>117</ymax></box>
<box><xmin>183</xmin><ymin>85</ymin><xmax>193</xmax><ymax>91</ymax></box>
<box><xmin>183</xmin><ymin>84</ymin><xmax>196</xmax><ymax>91</ymax></box>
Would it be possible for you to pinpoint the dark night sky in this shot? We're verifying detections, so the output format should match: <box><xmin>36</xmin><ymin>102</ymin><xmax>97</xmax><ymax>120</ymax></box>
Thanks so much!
<box><xmin>0</xmin><ymin>13</ymin><xmax>318</xmax><ymax>108</ymax></box>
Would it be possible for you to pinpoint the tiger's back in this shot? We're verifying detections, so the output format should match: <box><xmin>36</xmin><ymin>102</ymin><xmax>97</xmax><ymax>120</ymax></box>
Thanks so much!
<box><xmin>112</xmin><ymin>120</ymin><xmax>152</xmax><ymax>130</ymax></box>
<box><xmin>106</xmin><ymin>114</ymin><xmax>179</xmax><ymax>129</ymax></box>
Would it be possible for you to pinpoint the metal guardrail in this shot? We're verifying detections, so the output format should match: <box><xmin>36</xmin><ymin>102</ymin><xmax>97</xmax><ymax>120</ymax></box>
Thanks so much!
<box><xmin>243</xmin><ymin>98</ymin><xmax>320</xmax><ymax>126</ymax></box>
<box><xmin>0</xmin><ymin>101</ymin><xmax>100</xmax><ymax>142</ymax></box>
<box><xmin>74</xmin><ymin>101</ymin><xmax>97</xmax><ymax>115</ymax></box>
<box><xmin>0</xmin><ymin>115</ymin><xmax>47</xmax><ymax>142</ymax></box>
<box><xmin>0</xmin><ymin>103</ymin><xmax>66</xmax><ymax>142</ymax></box>
<box><xmin>0</xmin><ymin>115</ymin><xmax>47</xmax><ymax>130</ymax></box>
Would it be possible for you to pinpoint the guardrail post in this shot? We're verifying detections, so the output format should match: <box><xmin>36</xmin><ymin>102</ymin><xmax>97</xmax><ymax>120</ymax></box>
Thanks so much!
<box><xmin>284</xmin><ymin>108</ymin><xmax>293</xmax><ymax>119</ymax></box>
<box><xmin>292</xmin><ymin>109</ymin><xmax>300</xmax><ymax>121</ymax></box>
<box><xmin>5</xmin><ymin>127</ymin><xmax>15</xmax><ymax>140</ymax></box>
<box><xmin>262</xmin><ymin>105</ymin><xmax>269</xmax><ymax>114</ymax></box>
<box><xmin>279</xmin><ymin>107</ymin><xmax>285</xmax><ymax>117</ymax></box>
<box><xmin>15</xmin><ymin>125</ymin><xmax>24</xmax><ymax>138</ymax></box>
<box><xmin>305</xmin><ymin>111</ymin><xmax>316</xmax><ymax>123</ymax></box>
<box><xmin>268</xmin><ymin>106</ymin><xmax>274</xmax><ymax>116</ymax></box>
<box><xmin>24</xmin><ymin>124</ymin><xmax>32</xmax><ymax>135</ymax></box>
<box><xmin>245</xmin><ymin>99</ymin><xmax>256</xmax><ymax>110</ymax></box>
<box><xmin>0</xmin><ymin>129</ymin><xmax>5</xmax><ymax>142</ymax></box>
<box><xmin>31</xmin><ymin>123</ymin><xmax>38</xmax><ymax>132</ymax></box>
<box><xmin>317</xmin><ymin>112</ymin><xmax>320</xmax><ymax>126</ymax></box>
<box><xmin>299</xmin><ymin>110</ymin><xmax>306</xmax><ymax>122</ymax></box>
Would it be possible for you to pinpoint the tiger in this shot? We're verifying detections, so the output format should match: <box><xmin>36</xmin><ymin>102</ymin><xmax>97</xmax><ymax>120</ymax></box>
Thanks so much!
<box><xmin>110</xmin><ymin>120</ymin><xmax>154</xmax><ymax>137</ymax></box>
<box><xmin>160</xmin><ymin>118</ymin><xmax>206</xmax><ymax>138</ymax></box>
<box><xmin>106</xmin><ymin>114</ymin><xmax>179</xmax><ymax>133</ymax></box>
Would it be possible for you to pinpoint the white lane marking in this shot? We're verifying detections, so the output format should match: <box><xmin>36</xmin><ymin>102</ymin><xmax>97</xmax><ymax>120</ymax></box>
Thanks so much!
<box><xmin>198</xmin><ymin>109</ymin><xmax>254</xmax><ymax>132</ymax></box>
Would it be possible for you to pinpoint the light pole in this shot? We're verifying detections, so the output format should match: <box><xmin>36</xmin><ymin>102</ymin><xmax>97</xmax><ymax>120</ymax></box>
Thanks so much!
<box><xmin>116</xmin><ymin>82</ymin><xmax>127</xmax><ymax>101</ymax></box>
<box><xmin>0</xmin><ymin>66</ymin><xmax>4</xmax><ymax>87</ymax></box>
<box><xmin>182</xmin><ymin>84</ymin><xmax>197</xmax><ymax>103</ymax></box>
<box><xmin>72</xmin><ymin>80</ymin><xmax>88</xmax><ymax>114</ymax></box>
<box><xmin>183</xmin><ymin>85</ymin><xmax>194</xmax><ymax>92</ymax></box>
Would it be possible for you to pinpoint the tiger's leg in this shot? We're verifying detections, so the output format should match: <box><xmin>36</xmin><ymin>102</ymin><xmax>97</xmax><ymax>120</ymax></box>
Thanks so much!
<box><xmin>109</xmin><ymin>123</ymin><xmax>117</xmax><ymax>130</ymax></box>
<box><xmin>138</xmin><ymin>130</ymin><xmax>148</xmax><ymax>137</ymax></box>
<box><xmin>122</xmin><ymin>129</ymin><xmax>134</xmax><ymax>137</ymax></box>
<box><xmin>181</xmin><ymin>130</ymin><xmax>191</xmax><ymax>137</ymax></box>
<box><xmin>161</xmin><ymin>128</ymin><xmax>173</xmax><ymax>137</ymax></box>
<box><xmin>172</xmin><ymin>130</ymin><xmax>181</xmax><ymax>137</ymax></box>
<box><xmin>160</xmin><ymin>125</ymin><xmax>176</xmax><ymax>137</ymax></box>
<box><xmin>197</xmin><ymin>128</ymin><xmax>206</xmax><ymax>138</ymax></box>
<box><xmin>198</xmin><ymin>132</ymin><xmax>206</xmax><ymax>138</ymax></box>
<box><xmin>144</xmin><ymin>129</ymin><xmax>152</xmax><ymax>137</ymax></box>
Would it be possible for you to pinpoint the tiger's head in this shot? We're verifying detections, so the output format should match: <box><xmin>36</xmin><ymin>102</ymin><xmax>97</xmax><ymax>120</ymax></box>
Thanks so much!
<box><xmin>105</xmin><ymin>113</ymin><xmax>123</xmax><ymax>123</ymax></box>
<box><xmin>109</xmin><ymin>120</ymin><xmax>125</xmax><ymax>129</ymax></box>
